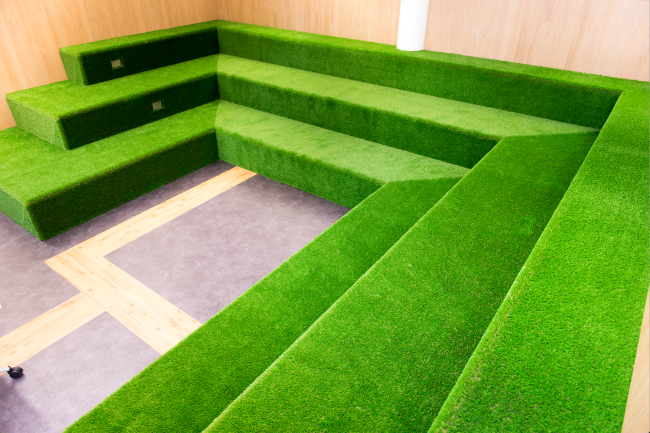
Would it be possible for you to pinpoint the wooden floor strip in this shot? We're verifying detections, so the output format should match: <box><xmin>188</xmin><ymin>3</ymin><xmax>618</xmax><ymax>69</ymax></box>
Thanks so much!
<box><xmin>79</xmin><ymin>166</ymin><xmax>256</xmax><ymax>256</ymax></box>
<box><xmin>0</xmin><ymin>293</ymin><xmax>104</xmax><ymax>369</ymax></box>
<box><xmin>46</xmin><ymin>247</ymin><xmax>200</xmax><ymax>354</ymax></box>
<box><xmin>622</xmin><ymin>292</ymin><xmax>649</xmax><ymax>433</ymax></box>
<box><xmin>41</xmin><ymin>166</ymin><xmax>255</xmax><ymax>355</ymax></box>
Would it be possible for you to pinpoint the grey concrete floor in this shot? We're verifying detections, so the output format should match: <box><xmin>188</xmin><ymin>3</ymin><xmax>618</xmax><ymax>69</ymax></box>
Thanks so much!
<box><xmin>0</xmin><ymin>161</ymin><xmax>347</xmax><ymax>432</ymax></box>
<box><xmin>106</xmin><ymin>175</ymin><xmax>349</xmax><ymax>323</ymax></box>
<box><xmin>0</xmin><ymin>313</ymin><xmax>159</xmax><ymax>433</ymax></box>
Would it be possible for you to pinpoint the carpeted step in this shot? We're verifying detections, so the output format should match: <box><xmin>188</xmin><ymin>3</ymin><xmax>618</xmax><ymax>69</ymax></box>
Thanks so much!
<box><xmin>64</xmin><ymin>178</ymin><xmax>460</xmax><ymax>433</ymax></box>
<box><xmin>429</xmin><ymin>90</ymin><xmax>649</xmax><ymax>432</ymax></box>
<box><xmin>214</xmin><ymin>101</ymin><xmax>468</xmax><ymax>208</ymax></box>
<box><xmin>215</xmin><ymin>20</ymin><xmax>622</xmax><ymax>129</ymax></box>
<box><xmin>203</xmin><ymin>131</ymin><xmax>598</xmax><ymax>433</ymax></box>
<box><xmin>216</xmin><ymin>54</ymin><xmax>596</xmax><ymax>168</ymax></box>
<box><xmin>60</xmin><ymin>21</ymin><xmax>220</xmax><ymax>85</ymax></box>
<box><xmin>0</xmin><ymin>102</ymin><xmax>219</xmax><ymax>240</ymax></box>
<box><xmin>7</xmin><ymin>55</ymin><xmax>219</xmax><ymax>150</ymax></box>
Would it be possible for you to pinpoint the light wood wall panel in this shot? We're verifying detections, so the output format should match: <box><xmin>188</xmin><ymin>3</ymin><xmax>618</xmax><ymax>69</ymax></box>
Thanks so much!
<box><xmin>218</xmin><ymin>0</ymin><xmax>648</xmax><ymax>82</ymax></box>
<box><xmin>424</xmin><ymin>0</ymin><xmax>649</xmax><ymax>82</ymax></box>
<box><xmin>0</xmin><ymin>0</ymin><xmax>219</xmax><ymax>130</ymax></box>
<box><xmin>216</xmin><ymin>0</ymin><xmax>401</xmax><ymax>45</ymax></box>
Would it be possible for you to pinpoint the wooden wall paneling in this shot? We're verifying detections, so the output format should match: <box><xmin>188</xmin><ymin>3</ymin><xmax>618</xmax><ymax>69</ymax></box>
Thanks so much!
<box><xmin>216</xmin><ymin>0</ymin><xmax>401</xmax><ymax>45</ymax></box>
<box><xmin>0</xmin><ymin>0</ymin><xmax>219</xmax><ymax>130</ymax></box>
<box><xmin>424</xmin><ymin>0</ymin><xmax>649</xmax><ymax>81</ymax></box>
<box><xmin>622</xmin><ymin>292</ymin><xmax>649</xmax><ymax>433</ymax></box>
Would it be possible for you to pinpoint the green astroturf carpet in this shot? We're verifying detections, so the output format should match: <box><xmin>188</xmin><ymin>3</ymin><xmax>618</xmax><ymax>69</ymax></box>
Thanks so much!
<box><xmin>429</xmin><ymin>89</ymin><xmax>650</xmax><ymax>433</ymax></box>
<box><xmin>216</xmin><ymin>54</ymin><xmax>595</xmax><ymax>168</ymax></box>
<box><xmin>215</xmin><ymin>21</ymin><xmax>622</xmax><ymax>128</ymax></box>
<box><xmin>215</xmin><ymin>101</ymin><xmax>468</xmax><ymax>208</ymax></box>
<box><xmin>204</xmin><ymin>132</ymin><xmax>596</xmax><ymax>432</ymax></box>
<box><xmin>0</xmin><ymin>18</ymin><xmax>646</xmax><ymax>433</ymax></box>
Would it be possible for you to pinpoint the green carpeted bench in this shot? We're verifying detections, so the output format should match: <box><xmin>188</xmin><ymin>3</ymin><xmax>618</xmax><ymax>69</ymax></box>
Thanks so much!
<box><xmin>0</xmin><ymin>19</ymin><xmax>646</xmax><ymax>433</ymax></box>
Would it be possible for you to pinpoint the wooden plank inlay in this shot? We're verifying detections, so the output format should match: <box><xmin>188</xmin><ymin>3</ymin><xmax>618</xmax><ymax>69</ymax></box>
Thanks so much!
<box><xmin>41</xmin><ymin>166</ymin><xmax>255</xmax><ymax>355</ymax></box>
<box><xmin>0</xmin><ymin>293</ymin><xmax>104</xmax><ymax>369</ymax></box>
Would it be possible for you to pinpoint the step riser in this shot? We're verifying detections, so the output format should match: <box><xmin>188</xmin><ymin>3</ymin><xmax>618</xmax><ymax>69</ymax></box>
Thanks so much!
<box><xmin>218</xmin><ymin>74</ymin><xmax>499</xmax><ymax>168</ymax></box>
<box><xmin>28</xmin><ymin>131</ymin><xmax>218</xmax><ymax>240</ymax></box>
<box><xmin>218</xmin><ymin>133</ymin><xmax>382</xmax><ymax>209</ymax></box>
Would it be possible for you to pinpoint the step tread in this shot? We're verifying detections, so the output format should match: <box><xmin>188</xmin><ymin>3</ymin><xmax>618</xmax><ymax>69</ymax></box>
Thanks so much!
<box><xmin>60</xmin><ymin>21</ymin><xmax>220</xmax><ymax>85</ymax></box>
<box><xmin>217</xmin><ymin>54</ymin><xmax>597</xmax><ymax>139</ymax></box>
<box><xmin>429</xmin><ymin>90</ymin><xmax>649</xmax><ymax>432</ymax></box>
<box><xmin>215</xmin><ymin>101</ymin><xmax>469</xmax><ymax>186</ymax></box>
<box><xmin>63</xmin><ymin>179</ymin><xmax>457</xmax><ymax>433</ymax></box>
<box><xmin>7</xmin><ymin>56</ymin><xmax>219</xmax><ymax>149</ymax></box>
<box><xmin>62</xmin><ymin>21</ymin><xmax>219</xmax><ymax>55</ymax></box>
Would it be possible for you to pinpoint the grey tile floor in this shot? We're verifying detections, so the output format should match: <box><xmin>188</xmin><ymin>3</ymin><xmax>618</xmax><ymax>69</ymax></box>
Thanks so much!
<box><xmin>0</xmin><ymin>161</ymin><xmax>347</xmax><ymax>432</ymax></box>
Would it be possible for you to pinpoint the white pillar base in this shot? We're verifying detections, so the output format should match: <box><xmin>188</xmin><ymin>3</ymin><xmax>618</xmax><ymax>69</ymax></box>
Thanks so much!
<box><xmin>396</xmin><ymin>0</ymin><xmax>430</xmax><ymax>51</ymax></box>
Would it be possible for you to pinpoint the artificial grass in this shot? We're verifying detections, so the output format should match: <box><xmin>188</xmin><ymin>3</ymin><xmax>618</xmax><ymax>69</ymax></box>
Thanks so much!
<box><xmin>215</xmin><ymin>21</ymin><xmax>623</xmax><ymax>128</ymax></box>
<box><xmin>60</xmin><ymin>21</ymin><xmax>220</xmax><ymax>85</ymax></box>
<box><xmin>7</xmin><ymin>55</ymin><xmax>219</xmax><ymax>150</ymax></box>
<box><xmin>0</xmin><ymin>102</ymin><xmax>219</xmax><ymax>240</ymax></box>
<box><xmin>216</xmin><ymin>54</ymin><xmax>595</xmax><ymax>168</ymax></box>
<box><xmin>64</xmin><ymin>178</ymin><xmax>459</xmax><ymax>433</ymax></box>
<box><xmin>205</xmin><ymin>132</ymin><xmax>597</xmax><ymax>433</ymax></box>
<box><xmin>215</xmin><ymin>101</ymin><xmax>468</xmax><ymax>208</ymax></box>
<box><xmin>2</xmin><ymin>18</ymin><xmax>646</xmax><ymax>433</ymax></box>
<box><xmin>429</xmin><ymin>89</ymin><xmax>650</xmax><ymax>432</ymax></box>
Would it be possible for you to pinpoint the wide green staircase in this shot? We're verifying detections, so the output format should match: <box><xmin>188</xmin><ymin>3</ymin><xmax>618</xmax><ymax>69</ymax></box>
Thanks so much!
<box><xmin>0</xmin><ymin>20</ymin><xmax>647</xmax><ymax>432</ymax></box>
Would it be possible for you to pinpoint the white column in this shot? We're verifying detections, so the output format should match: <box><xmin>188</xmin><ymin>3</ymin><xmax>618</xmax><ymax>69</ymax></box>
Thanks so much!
<box><xmin>396</xmin><ymin>0</ymin><xmax>430</xmax><ymax>51</ymax></box>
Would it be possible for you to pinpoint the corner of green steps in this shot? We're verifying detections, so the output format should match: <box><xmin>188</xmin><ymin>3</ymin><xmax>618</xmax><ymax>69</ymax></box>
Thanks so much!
<box><xmin>212</xmin><ymin>101</ymin><xmax>469</xmax><ymax>208</ymax></box>
<box><xmin>0</xmin><ymin>102</ymin><xmax>220</xmax><ymax>240</ymax></box>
